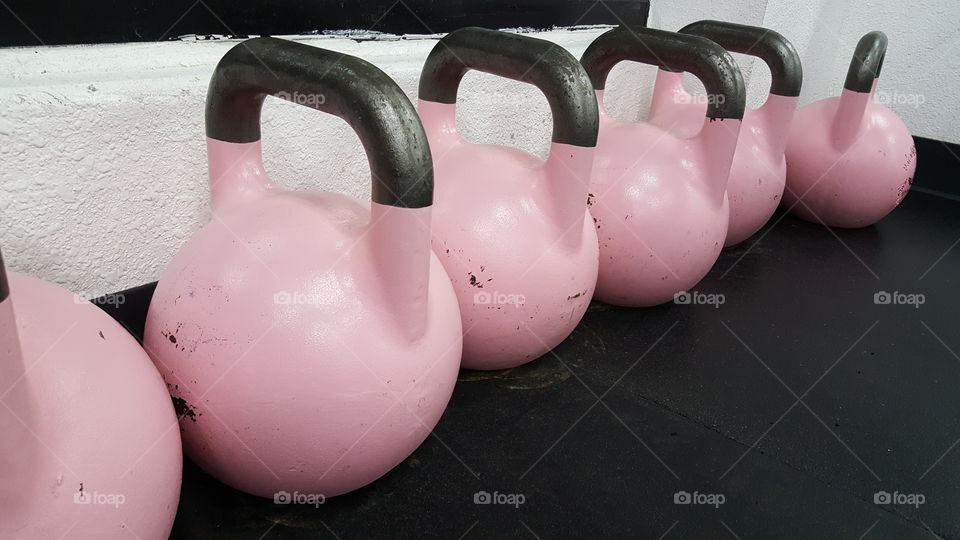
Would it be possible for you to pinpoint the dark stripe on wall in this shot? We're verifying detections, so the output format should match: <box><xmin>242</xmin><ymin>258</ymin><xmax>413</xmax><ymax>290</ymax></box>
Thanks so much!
<box><xmin>0</xmin><ymin>0</ymin><xmax>649</xmax><ymax>47</ymax></box>
<box><xmin>0</xmin><ymin>251</ymin><xmax>9</xmax><ymax>302</ymax></box>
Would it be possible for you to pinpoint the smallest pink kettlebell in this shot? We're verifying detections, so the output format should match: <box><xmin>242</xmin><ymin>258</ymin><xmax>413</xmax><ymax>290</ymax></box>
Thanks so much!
<box><xmin>784</xmin><ymin>31</ymin><xmax>916</xmax><ymax>228</ymax></box>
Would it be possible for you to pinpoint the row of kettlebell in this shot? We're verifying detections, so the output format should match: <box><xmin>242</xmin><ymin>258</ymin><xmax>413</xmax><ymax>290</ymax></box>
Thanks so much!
<box><xmin>587</xmin><ymin>23</ymin><xmax>913</xmax><ymax>305</ymax></box>
<box><xmin>0</xmin><ymin>22</ymin><xmax>915</xmax><ymax>538</ymax></box>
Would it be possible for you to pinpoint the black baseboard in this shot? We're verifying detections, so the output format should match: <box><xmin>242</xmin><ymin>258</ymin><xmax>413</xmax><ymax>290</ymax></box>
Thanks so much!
<box><xmin>91</xmin><ymin>282</ymin><xmax>157</xmax><ymax>342</ymax></box>
<box><xmin>911</xmin><ymin>135</ymin><xmax>960</xmax><ymax>198</ymax></box>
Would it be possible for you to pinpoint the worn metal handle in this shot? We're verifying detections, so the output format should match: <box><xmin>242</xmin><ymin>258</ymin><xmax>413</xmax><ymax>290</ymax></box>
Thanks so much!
<box><xmin>581</xmin><ymin>26</ymin><xmax>746</xmax><ymax>120</ymax></box>
<box><xmin>844</xmin><ymin>31</ymin><xmax>887</xmax><ymax>92</ymax></box>
<box><xmin>418</xmin><ymin>27</ymin><xmax>598</xmax><ymax>147</ymax></box>
<box><xmin>205</xmin><ymin>37</ymin><xmax>433</xmax><ymax>208</ymax></box>
<box><xmin>679</xmin><ymin>20</ymin><xmax>802</xmax><ymax>97</ymax></box>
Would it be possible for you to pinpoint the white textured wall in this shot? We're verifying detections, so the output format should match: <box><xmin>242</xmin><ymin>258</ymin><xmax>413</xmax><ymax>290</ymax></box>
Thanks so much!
<box><xmin>0</xmin><ymin>28</ymin><xmax>630</xmax><ymax>296</ymax></box>
<box><xmin>650</xmin><ymin>0</ymin><xmax>959</xmax><ymax>138</ymax></box>
<box><xmin>1</xmin><ymin>0</ymin><xmax>957</xmax><ymax>296</ymax></box>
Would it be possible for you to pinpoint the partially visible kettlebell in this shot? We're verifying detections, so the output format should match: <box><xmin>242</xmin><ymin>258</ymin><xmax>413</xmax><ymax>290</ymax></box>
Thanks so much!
<box><xmin>580</xmin><ymin>27</ymin><xmax>746</xmax><ymax>307</ymax></box>
<box><xmin>144</xmin><ymin>38</ymin><xmax>462</xmax><ymax>498</ymax></box>
<box><xmin>0</xmin><ymin>250</ymin><xmax>181</xmax><ymax>538</ymax></box>
<box><xmin>784</xmin><ymin>31</ymin><xmax>916</xmax><ymax>228</ymax></box>
<box><xmin>648</xmin><ymin>21</ymin><xmax>803</xmax><ymax>246</ymax></box>
<box><xmin>418</xmin><ymin>27</ymin><xmax>600</xmax><ymax>370</ymax></box>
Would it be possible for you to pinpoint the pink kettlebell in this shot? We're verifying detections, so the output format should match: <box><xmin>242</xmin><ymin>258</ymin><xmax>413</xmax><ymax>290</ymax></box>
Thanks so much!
<box><xmin>144</xmin><ymin>38</ymin><xmax>462</xmax><ymax>498</ymax></box>
<box><xmin>580</xmin><ymin>27</ymin><xmax>746</xmax><ymax>307</ymax></box>
<box><xmin>648</xmin><ymin>21</ymin><xmax>803</xmax><ymax>246</ymax></box>
<box><xmin>0</xmin><ymin>252</ymin><xmax>181</xmax><ymax>538</ymax></box>
<box><xmin>784</xmin><ymin>31</ymin><xmax>916</xmax><ymax>227</ymax></box>
<box><xmin>418</xmin><ymin>28</ymin><xmax>600</xmax><ymax>370</ymax></box>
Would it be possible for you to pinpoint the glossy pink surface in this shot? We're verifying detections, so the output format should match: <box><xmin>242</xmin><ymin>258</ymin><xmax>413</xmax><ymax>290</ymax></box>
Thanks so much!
<box><xmin>1</xmin><ymin>274</ymin><xmax>181</xmax><ymax>539</ymax></box>
<box><xmin>144</xmin><ymin>138</ymin><xmax>462</xmax><ymax>498</ymax></box>
<box><xmin>589</xmin><ymin>89</ymin><xmax>740</xmax><ymax>307</ymax></box>
<box><xmin>648</xmin><ymin>70</ymin><xmax>797</xmax><ymax>246</ymax></box>
<box><xmin>784</xmin><ymin>84</ymin><xmax>916</xmax><ymax>228</ymax></box>
<box><xmin>418</xmin><ymin>100</ymin><xmax>599</xmax><ymax>370</ymax></box>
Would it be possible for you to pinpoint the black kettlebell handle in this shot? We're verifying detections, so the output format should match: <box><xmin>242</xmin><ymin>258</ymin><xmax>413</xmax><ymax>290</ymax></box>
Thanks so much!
<box><xmin>581</xmin><ymin>26</ymin><xmax>746</xmax><ymax>120</ymax></box>
<box><xmin>206</xmin><ymin>37</ymin><xmax>432</xmax><ymax>209</ymax></box>
<box><xmin>678</xmin><ymin>20</ymin><xmax>802</xmax><ymax>98</ymax></box>
<box><xmin>0</xmin><ymin>251</ymin><xmax>8</xmax><ymax>302</ymax></box>
<box><xmin>418</xmin><ymin>27</ymin><xmax>598</xmax><ymax>147</ymax></box>
<box><xmin>844</xmin><ymin>31</ymin><xmax>887</xmax><ymax>93</ymax></box>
